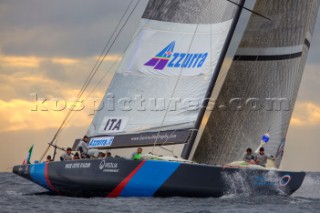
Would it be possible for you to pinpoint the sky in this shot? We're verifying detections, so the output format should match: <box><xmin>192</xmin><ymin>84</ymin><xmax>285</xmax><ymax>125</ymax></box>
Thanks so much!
<box><xmin>0</xmin><ymin>0</ymin><xmax>320</xmax><ymax>172</ymax></box>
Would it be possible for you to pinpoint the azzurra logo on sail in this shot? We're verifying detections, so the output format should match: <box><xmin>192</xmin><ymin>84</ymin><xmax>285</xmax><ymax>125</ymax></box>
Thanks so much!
<box><xmin>144</xmin><ymin>41</ymin><xmax>208</xmax><ymax>70</ymax></box>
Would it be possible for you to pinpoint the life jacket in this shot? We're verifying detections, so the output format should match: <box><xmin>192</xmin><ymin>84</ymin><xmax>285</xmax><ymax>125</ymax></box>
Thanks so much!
<box><xmin>133</xmin><ymin>153</ymin><xmax>142</xmax><ymax>160</ymax></box>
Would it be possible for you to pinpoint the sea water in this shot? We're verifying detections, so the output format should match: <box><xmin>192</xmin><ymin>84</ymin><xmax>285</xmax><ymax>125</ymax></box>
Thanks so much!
<box><xmin>0</xmin><ymin>172</ymin><xmax>319</xmax><ymax>213</ymax></box>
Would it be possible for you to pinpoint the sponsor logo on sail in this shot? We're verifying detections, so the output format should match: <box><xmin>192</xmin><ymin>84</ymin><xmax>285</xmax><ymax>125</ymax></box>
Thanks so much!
<box><xmin>88</xmin><ymin>137</ymin><xmax>114</xmax><ymax>148</ymax></box>
<box><xmin>144</xmin><ymin>41</ymin><xmax>208</xmax><ymax>70</ymax></box>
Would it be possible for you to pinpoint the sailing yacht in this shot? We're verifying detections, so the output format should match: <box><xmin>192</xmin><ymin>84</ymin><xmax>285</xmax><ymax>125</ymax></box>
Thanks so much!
<box><xmin>13</xmin><ymin>0</ymin><xmax>319</xmax><ymax>197</ymax></box>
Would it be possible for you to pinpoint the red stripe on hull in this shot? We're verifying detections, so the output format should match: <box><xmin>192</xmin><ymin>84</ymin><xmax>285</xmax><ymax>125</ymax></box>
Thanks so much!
<box><xmin>107</xmin><ymin>160</ymin><xmax>146</xmax><ymax>197</ymax></box>
<box><xmin>44</xmin><ymin>163</ymin><xmax>59</xmax><ymax>193</ymax></box>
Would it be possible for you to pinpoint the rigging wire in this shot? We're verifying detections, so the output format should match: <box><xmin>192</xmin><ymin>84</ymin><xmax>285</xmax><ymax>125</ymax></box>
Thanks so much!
<box><xmin>59</xmin><ymin>6</ymin><xmax>155</xmax><ymax>143</ymax></box>
<box><xmin>40</xmin><ymin>0</ymin><xmax>141</xmax><ymax>161</ymax></box>
<box><xmin>155</xmin><ymin>21</ymin><xmax>214</xmax><ymax>155</ymax></box>
<box><xmin>151</xmin><ymin>0</ymin><xmax>214</xmax><ymax>155</ymax></box>
<box><xmin>210</xmin><ymin>0</ymin><xmax>273</xmax><ymax>105</ymax></box>
<box><xmin>226</xmin><ymin>0</ymin><xmax>272</xmax><ymax>21</ymax></box>
<box><xmin>200</xmin><ymin>0</ymin><xmax>262</xmax><ymax>105</ymax></box>
<box><xmin>151</xmin><ymin>11</ymin><xmax>204</xmax><ymax>154</ymax></box>
<box><xmin>51</xmin><ymin>12</ymin><xmax>130</xmax><ymax>150</ymax></box>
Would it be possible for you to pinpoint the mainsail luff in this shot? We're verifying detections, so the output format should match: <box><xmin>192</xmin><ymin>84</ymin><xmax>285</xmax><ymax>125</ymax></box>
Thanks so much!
<box><xmin>193</xmin><ymin>0</ymin><xmax>320</xmax><ymax>166</ymax></box>
<box><xmin>87</xmin><ymin>0</ymin><xmax>243</xmax><ymax>149</ymax></box>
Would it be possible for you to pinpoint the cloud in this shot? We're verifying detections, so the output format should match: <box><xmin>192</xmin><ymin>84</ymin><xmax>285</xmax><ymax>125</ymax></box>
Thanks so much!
<box><xmin>0</xmin><ymin>98</ymin><xmax>92</xmax><ymax>133</ymax></box>
<box><xmin>295</xmin><ymin>64</ymin><xmax>320</xmax><ymax>105</ymax></box>
<box><xmin>0</xmin><ymin>56</ymin><xmax>40</xmax><ymax>68</ymax></box>
<box><xmin>290</xmin><ymin>102</ymin><xmax>320</xmax><ymax>126</ymax></box>
<box><xmin>0</xmin><ymin>1</ymin><xmax>146</xmax><ymax>58</ymax></box>
<box><xmin>0</xmin><ymin>54</ymin><xmax>118</xmax><ymax>102</ymax></box>
<box><xmin>0</xmin><ymin>71</ymin><xmax>58</xmax><ymax>102</ymax></box>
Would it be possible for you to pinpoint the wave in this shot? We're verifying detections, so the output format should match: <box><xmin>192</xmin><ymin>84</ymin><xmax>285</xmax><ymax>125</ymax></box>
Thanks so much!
<box><xmin>293</xmin><ymin>172</ymin><xmax>320</xmax><ymax>199</ymax></box>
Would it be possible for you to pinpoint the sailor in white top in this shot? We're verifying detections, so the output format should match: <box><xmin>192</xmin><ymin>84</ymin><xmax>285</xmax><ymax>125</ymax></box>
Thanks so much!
<box><xmin>77</xmin><ymin>136</ymin><xmax>99</xmax><ymax>158</ymax></box>
<box><xmin>60</xmin><ymin>147</ymin><xmax>73</xmax><ymax>161</ymax></box>
<box><xmin>255</xmin><ymin>147</ymin><xmax>274</xmax><ymax>167</ymax></box>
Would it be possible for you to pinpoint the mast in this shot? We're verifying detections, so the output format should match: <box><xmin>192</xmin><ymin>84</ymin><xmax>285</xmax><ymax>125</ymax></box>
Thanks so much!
<box><xmin>181</xmin><ymin>0</ymin><xmax>246</xmax><ymax>159</ymax></box>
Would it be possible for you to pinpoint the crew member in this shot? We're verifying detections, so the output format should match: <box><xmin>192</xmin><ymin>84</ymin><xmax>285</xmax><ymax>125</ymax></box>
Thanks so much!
<box><xmin>242</xmin><ymin>148</ymin><xmax>255</xmax><ymax>163</ymax></box>
<box><xmin>255</xmin><ymin>147</ymin><xmax>274</xmax><ymax>167</ymax></box>
<box><xmin>45</xmin><ymin>155</ymin><xmax>53</xmax><ymax>162</ymax></box>
<box><xmin>60</xmin><ymin>147</ymin><xmax>73</xmax><ymax>161</ymax></box>
<box><xmin>77</xmin><ymin>135</ymin><xmax>99</xmax><ymax>158</ymax></box>
<box><xmin>131</xmin><ymin>147</ymin><xmax>143</xmax><ymax>160</ymax></box>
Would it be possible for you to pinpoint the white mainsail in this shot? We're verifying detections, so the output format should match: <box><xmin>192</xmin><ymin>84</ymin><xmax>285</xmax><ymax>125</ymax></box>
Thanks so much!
<box><xmin>87</xmin><ymin>0</ymin><xmax>243</xmax><ymax>148</ymax></box>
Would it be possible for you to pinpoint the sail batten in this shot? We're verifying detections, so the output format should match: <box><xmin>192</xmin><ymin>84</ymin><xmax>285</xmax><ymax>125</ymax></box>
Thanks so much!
<box><xmin>234</xmin><ymin>41</ymin><xmax>312</xmax><ymax>61</ymax></box>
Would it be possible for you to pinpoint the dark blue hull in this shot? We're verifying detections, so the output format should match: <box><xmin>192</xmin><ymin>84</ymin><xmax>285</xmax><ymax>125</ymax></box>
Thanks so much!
<box><xmin>13</xmin><ymin>159</ymin><xmax>305</xmax><ymax>197</ymax></box>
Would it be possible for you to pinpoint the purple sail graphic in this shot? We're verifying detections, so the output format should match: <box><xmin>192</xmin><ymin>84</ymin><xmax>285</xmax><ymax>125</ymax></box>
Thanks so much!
<box><xmin>144</xmin><ymin>41</ymin><xmax>175</xmax><ymax>70</ymax></box>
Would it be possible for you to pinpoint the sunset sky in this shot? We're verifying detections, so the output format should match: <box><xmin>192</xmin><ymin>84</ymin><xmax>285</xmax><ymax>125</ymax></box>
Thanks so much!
<box><xmin>1</xmin><ymin>0</ymin><xmax>320</xmax><ymax>172</ymax></box>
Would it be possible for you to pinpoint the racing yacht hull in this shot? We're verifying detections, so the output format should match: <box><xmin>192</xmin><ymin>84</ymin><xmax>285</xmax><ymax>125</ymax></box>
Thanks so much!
<box><xmin>13</xmin><ymin>158</ymin><xmax>305</xmax><ymax>197</ymax></box>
